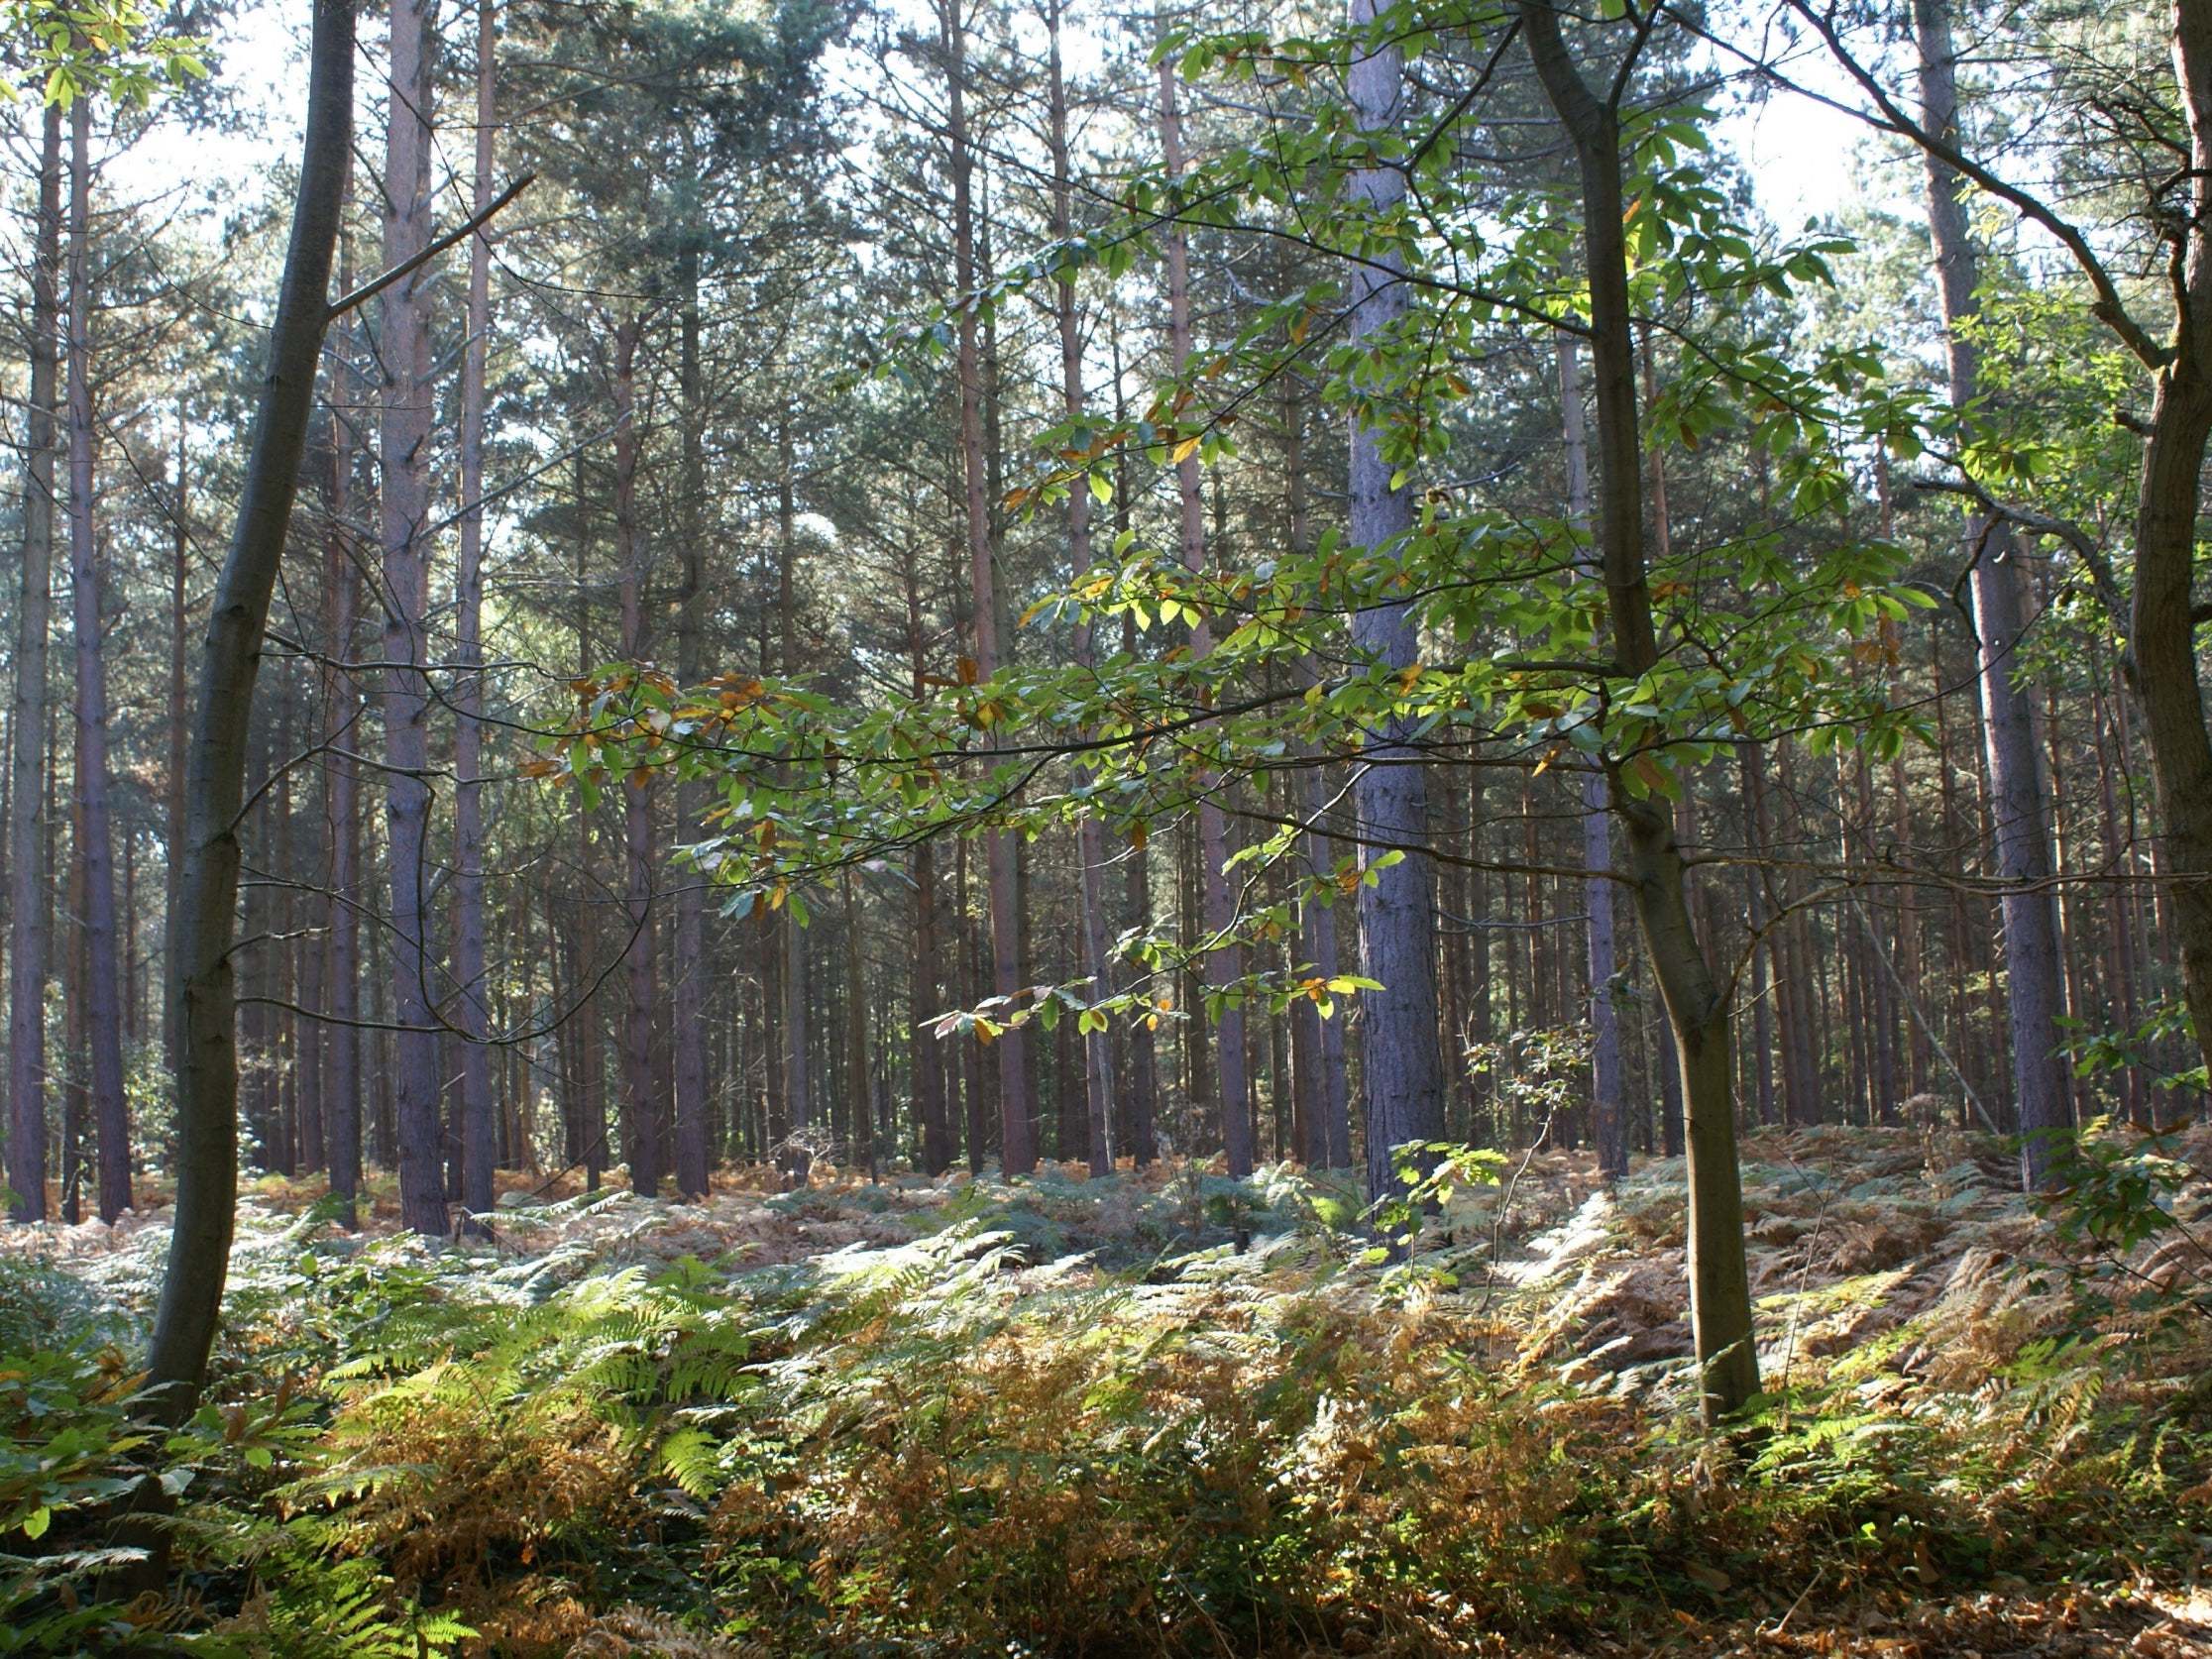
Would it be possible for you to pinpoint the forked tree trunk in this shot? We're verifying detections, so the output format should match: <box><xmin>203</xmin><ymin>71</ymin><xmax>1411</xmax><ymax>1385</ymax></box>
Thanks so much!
<box><xmin>1914</xmin><ymin>0</ymin><xmax>2068</xmax><ymax>1185</ymax></box>
<box><xmin>1521</xmin><ymin>0</ymin><xmax>1758</xmax><ymax>1420</ymax></box>
<box><xmin>6</xmin><ymin>103</ymin><xmax>60</xmax><ymax>1225</ymax></box>
<box><xmin>63</xmin><ymin>97</ymin><xmax>129</xmax><ymax>1222</ymax></box>
<box><xmin>382</xmin><ymin>0</ymin><xmax>446</xmax><ymax>1236</ymax></box>
<box><xmin>150</xmin><ymin>0</ymin><xmax>356</xmax><ymax>1404</ymax></box>
<box><xmin>1348</xmin><ymin>0</ymin><xmax>1443</xmax><ymax>1204</ymax></box>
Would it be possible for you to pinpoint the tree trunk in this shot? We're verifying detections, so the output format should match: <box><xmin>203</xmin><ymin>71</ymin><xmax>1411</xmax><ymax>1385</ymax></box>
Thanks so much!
<box><xmin>1915</xmin><ymin>0</ymin><xmax>2068</xmax><ymax>1185</ymax></box>
<box><xmin>1558</xmin><ymin>335</ymin><xmax>1627</xmax><ymax>1181</ymax></box>
<box><xmin>322</xmin><ymin>387</ymin><xmax>362</xmax><ymax>1225</ymax></box>
<box><xmin>1157</xmin><ymin>42</ymin><xmax>1253</xmax><ymax>1178</ymax></box>
<box><xmin>1521</xmin><ymin>0</ymin><xmax>1758</xmax><ymax>1419</ymax></box>
<box><xmin>610</xmin><ymin>318</ymin><xmax>660</xmax><ymax>1198</ymax></box>
<box><xmin>6</xmin><ymin>103</ymin><xmax>60</xmax><ymax>1225</ymax></box>
<box><xmin>1348</xmin><ymin>0</ymin><xmax>1443</xmax><ymax>1203</ymax></box>
<box><xmin>149</xmin><ymin>0</ymin><xmax>355</xmax><ymax>1404</ymax></box>
<box><xmin>941</xmin><ymin>0</ymin><xmax>1032</xmax><ymax>1173</ymax></box>
<box><xmin>450</xmin><ymin>0</ymin><xmax>498</xmax><ymax>1223</ymax></box>
<box><xmin>1049</xmin><ymin>0</ymin><xmax>1114</xmax><ymax>1177</ymax></box>
<box><xmin>381</xmin><ymin>0</ymin><xmax>446</xmax><ymax>1236</ymax></box>
<box><xmin>62</xmin><ymin>97</ymin><xmax>128</xmax><ymax>1222</ymax></box>
<box><xmin>672</xmin><ymin>248</ymin><xmax>712</xmax><ymax>1199</ymax></box>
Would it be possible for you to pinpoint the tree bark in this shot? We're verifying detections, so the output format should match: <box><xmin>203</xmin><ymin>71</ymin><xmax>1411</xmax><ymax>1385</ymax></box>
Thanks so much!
<box><xmin>1521</xmin><ymin>0</ymin><xmax>1759</xmax><ymax>1420</ymax></box>
<box><xmin>450</xmin><ymin>0</ymin><xmax>498</xmax><ymax>1224</ymax></box>
<box><xmin>61</xmin><ymin>96</ymin><xmax>128</xmax><ymax>1223</ymax></box>
<box><xmin>672</xmin><ymin>247</ymin><xmax>712</xmax><ymax>1199</ymax></box>
<box><xmin>149</xmin><ymin>0</ymin><xmax>356</xmax><ymax>1404</ymax></box>
<box><xmin>381</xmin><ymin>0</ymin><xmax>446</xmax><ymax>1236</ymax></box>
<box><xmin>1914</xmin><ymin>0</ymin><xmax>2069</xmax><ymax>1185</ymax></box>
<box><xmin>1050</xmin><ymin>0</ymin><xmax>1115</xmax><ymax>1178</ymax></box>
<box><xmin>942</xmin><ymin>0</ymin><xmax>1034</xmax><ymax>1173</ymax></box>
<box><xmin>7</xmin><ymin>103</ymin><xmax>60</xmax><ymax>1225</ymax></box>
<box><xmin>611</xmin><ymin>317</ymin><xmax>661</xmax><ymax>1198</ymax></box>
<box><xmin>1349</xmin><ymin>0</ymin><xmax>1444</xmax><ymax>1204</ymax></box>
<box><xmin>1557</xmin><ymin>335</ymin><xmax>1627</xmax><ymax>1181</ymax></box>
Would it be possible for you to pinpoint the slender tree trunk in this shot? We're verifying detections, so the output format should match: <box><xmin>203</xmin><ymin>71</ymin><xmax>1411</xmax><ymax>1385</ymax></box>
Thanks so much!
<box><xmin>1349</xmin><ymin>0</ymin><xmax>1443</xmax><ymax>1203</ymax></box>
<box><xmin>1915</xmin><ymin>0</ymin><xmax>2068</xmax><ymax>1185</ymax></box>
<box><xmin>6</xmin><ymin>104</ymin><xmax>60</xmax><ymax>1225</ymax></box>
<box><xmin>322</xmin><ymin>387</ymin><xmax>362</xmax><ymax>1225</ymax></box>
<box><xmin>608</xmin><ymin>319</ymin><xmax>660</xmax><ymax>1196</ymax></box>
<box><xmin>449</xmin><ymin>0</ymin><xmax>498</xmax><ymax>1223</ymax></box>
<box><xmin>381</xmin><ymin>0</ymin><xmax>446</xmax><ymax>1236</ymax></box>
<box><xmin>62</xmin><ymin>98</ymin><xmax>127</xmax><ymax>1222</ymax></box>
<box><xmin>942</xmin><ymin>0</ymin><xmax>1033</xmax><ymax>1173</ymax></box>
<box><xmin>1049</xmin><ymin>0</ymin><xmax>1114</xmax><ymax>1177</ymax></box>
<box><xmin>1157</xmin><ymin>40</ymin><xmax>1253</xmax><ymax>1177</ymax></box>
<box><xmin>1523</xmin><ymin>0</ymin><xmax>1757</xmax><ymax>1418</ymax></box>
<box><xmin>149</xmin><ymin>0</ymin><xmax>355</xmax><ymax>1404</ymax></box>
<box><xmin>1558</xmin><ymin>336</ymin><xmax>1626</xmax><ymax>1180</ymax></box>
<box><xmin>672</xmin><ymin>248</ymin><xmax>711</xmax><ymax>1199</ymax></box>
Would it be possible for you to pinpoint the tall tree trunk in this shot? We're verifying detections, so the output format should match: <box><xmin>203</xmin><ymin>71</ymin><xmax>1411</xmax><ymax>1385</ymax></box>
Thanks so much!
<box><xmin>775</xmin><ymin>413</ymin><xmax>811</xmax><ymax>1180</ymax></box>
<box><xmin>942</xmin><ymin>0</ymin><xmax>1033</xmax><ymax>1173</ymax></box>
<box><xmin>1049</xmin><ymin>0</ymin><xmax>1115</xmax><ymax>1177</ymax></box>
<box><xmin>1348</xmin><ymin>0</ymin><xmax>1443</xmax><ymax>1203</ymax></box>
<box><xmin>1558</xmin><ymin>335</ymin><xmax>1626</xmax><ymax>1181</ymax></box>
<box><xmin>381</xmin><ymin>0</ymin><xmax>446</xmax><ymax>1236</ymax></box>
<box><xmin>62</xmin><ymin>97</ymin><xmax>128</xmax><ymax>1223</ymax></box>
<box><xmin>1157</xmin><ymin>41</ymin><xmax>1254</xmax><ymax>1178</ymax></box>
<box><xmin>322</xmin><ymin>387</ymin><xmax>362</xmax><ymax>1225</ymax></box>
<box><xmin>450</xmin><ymin>0</ymin><xmax>498</xmax><ymax>1222</ymax></box>
<box><xmin>906</xmin><ymin>556</ymin><xmax>950</xmax><ymax>1173</ymax></box>
<box><xmin>2106</xmin><ymin>0</ymin><xmax>2212</xmax><ymax>1108</ymax></box>
<box><xmin>1915</xmin><ymin>0</ymin><xmax>2068</xmax><ymax>1186</ymax></box>
<box><xmin>6</xmin><ymin>103</ymin><xmax>60</xmax><ymax>1225</ymax></box>
<box><xmin>149</xmin><ymin>0</ymin><xmax>355</xmax><ymax>1405</ymax></box>
<box><xmin>672</xmin><ymin>247</ymin><xmax>711</xmax><ymax>1199</ymax></box>
<box><xmin>612</xmin><ymin>318</ymin><xmax>660</xmax><ymax>1197</ymax></box>
<box><xmin>1522</xmin><ymin>0</ymin><xmax>1758</xmax><ymax>1419</ymax></box>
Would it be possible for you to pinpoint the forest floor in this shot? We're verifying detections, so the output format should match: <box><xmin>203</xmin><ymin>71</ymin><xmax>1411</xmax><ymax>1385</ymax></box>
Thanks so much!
<box><xmin>3</xmin><ymin>1121</ymin><xmax>2209</xmax><ymax>1656</ymax></box>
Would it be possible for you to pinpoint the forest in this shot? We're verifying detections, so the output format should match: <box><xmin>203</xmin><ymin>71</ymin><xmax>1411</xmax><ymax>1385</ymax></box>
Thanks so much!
<box><xmin>0</xmin><ymin>0</ymin><xmax>2208</xmax><ymax>1649</ymax></box>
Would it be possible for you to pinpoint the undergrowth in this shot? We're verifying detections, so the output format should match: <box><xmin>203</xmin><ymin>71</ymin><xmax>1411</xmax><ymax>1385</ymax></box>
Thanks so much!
<box><xmin>1</xmin><ymin>1126</ymin><xmax>2206</xmax><ymax>1655</ymax></box>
